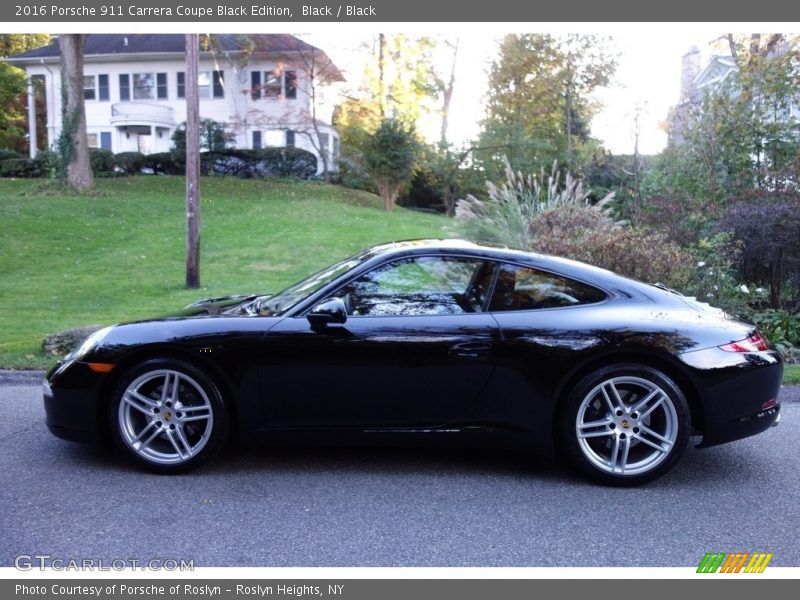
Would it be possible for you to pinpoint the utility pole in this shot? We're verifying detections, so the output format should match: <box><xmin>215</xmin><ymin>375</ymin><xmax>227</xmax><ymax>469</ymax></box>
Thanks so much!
<box><xmin>185</xmin><ymin>33</ymin><xmax>200</xmax><ymax>289</ymax></box>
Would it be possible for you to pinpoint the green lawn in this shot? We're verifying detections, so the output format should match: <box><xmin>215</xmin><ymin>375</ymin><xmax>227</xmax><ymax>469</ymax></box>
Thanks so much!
<box><xmin>784</xmin><ymin>364</ymin><xmax>800</xmax><ymax>385</ymax></box>
<box><xmin>0</xmin><ymin>176</ymin><xmax>447</xmax><ymax>369</ymax></box>
<box><xmin>2</xmin><ymin>177</ymin><xmax>798</xmax><ymax>386</ymax></box>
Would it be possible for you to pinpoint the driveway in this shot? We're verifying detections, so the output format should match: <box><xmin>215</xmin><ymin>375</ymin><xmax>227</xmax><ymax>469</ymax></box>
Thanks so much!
<box><xmin>1</xmin><ymin>372</ymin><xmax>799</xmax><ymax>567</ymax></box>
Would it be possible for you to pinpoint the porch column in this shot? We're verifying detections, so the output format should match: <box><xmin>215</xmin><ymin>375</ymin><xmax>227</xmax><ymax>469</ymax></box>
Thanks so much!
<box><xmin>27</xmin><ymin>78</ymin><xmax>37</xmax><ymax>158</ymax></box>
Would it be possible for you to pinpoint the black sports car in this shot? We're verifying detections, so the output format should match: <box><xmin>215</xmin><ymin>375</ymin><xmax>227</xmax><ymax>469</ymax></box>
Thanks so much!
<box><xmin>44</xmin><ymin>239</ymin><xmax>782</xmax><ymax>485</ymax></box>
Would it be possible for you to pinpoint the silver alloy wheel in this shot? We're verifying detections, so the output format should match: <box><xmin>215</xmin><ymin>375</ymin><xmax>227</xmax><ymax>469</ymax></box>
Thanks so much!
<box><xmin>118</xmin><ymin>369</ymin><xmax>214</xmax><ymax>465</ymax></box>
<box><xmin>575</xmin><ymin>376</ymin><xmax>679</xmax><ymax>476</ymax></box>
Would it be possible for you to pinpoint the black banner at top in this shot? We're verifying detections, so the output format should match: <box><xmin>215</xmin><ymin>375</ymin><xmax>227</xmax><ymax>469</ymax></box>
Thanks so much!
<box><xmin>3</xmin><ymin>0</ymin><xmax>800</xmax><ymax>23</ymax></box>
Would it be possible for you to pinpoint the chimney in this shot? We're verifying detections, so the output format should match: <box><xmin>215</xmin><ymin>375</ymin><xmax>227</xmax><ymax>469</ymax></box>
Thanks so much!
<box><xmin>679</xmin><ymin>45</ymin><xmax>701</xmax><ymax>103</ymax></box>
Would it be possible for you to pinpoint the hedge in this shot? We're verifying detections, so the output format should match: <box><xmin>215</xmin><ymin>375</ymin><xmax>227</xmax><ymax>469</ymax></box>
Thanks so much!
<box><xmin>1</xmin><ymin>147</ymin><xmax>318</xmax><ymax>180</ymax></box>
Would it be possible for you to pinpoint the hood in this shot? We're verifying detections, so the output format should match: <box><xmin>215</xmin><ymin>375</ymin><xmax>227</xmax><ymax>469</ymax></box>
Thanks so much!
<box><xmin>172</xmin><ymin>294</ymin><xmax>264</xmax><ymax>317</ymax></box>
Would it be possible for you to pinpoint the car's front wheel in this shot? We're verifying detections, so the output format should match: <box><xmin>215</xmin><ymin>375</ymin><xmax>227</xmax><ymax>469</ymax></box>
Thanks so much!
<box><xmin>558</xmin><ymin>365</ymin><xmax>690</xmax><ymax>485</ymax></box>
<box><xmin>109</xmin><ymin>359</ymin><xmax>228</xmax><ymax>473</ymax></box>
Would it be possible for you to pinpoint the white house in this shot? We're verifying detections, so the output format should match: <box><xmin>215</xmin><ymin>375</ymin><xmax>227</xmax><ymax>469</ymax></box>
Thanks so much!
<box><xmin>667</xmin><ymin>43</ymin><xmax>800</xmax><ymax>146</ymax></box>
<box><xmin>7</xmin><ymin>34</ymin><xmax>344</xmax><ymax>173</ymax></box>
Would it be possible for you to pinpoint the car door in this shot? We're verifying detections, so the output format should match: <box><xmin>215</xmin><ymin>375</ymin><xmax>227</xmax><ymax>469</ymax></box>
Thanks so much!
<box><xmin>472</xmin><ymin>261</ymin><xmax>610</xmax><ymax>448</ymax></box>
<box><xmin>259</xmin><ymin>255</ymin><xmax>500</xmax><ymax>428</ymax></box>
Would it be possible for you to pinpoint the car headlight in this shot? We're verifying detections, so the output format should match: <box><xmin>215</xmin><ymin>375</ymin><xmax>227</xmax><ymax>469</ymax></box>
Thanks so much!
<box><xmin>67</xmin><ymin>326</ymin><xmax>115</xmax><ymax>360</ymax></box>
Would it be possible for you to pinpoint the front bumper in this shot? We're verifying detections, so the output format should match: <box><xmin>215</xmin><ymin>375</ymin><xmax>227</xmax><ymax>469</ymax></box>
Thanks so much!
<box><xmin>44</xmin><ymin>360</ymin><xmax>107</xmax><ymax>444</ymax></box>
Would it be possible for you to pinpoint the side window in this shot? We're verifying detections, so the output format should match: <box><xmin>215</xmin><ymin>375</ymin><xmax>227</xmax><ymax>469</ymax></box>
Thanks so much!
<box><xmin>489</xmin><ymin>264</ymin><xmax>606</xmax><ymax>311</ymax></box>
<box><xmin>339</xmin><ymin>256</ymin><xmax>492</xmax><ymax>317</ymax></box>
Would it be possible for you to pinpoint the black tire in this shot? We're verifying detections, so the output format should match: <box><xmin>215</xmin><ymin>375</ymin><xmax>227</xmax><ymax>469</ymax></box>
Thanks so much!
<box><xmin>557</xmin><ymin>364</ymin><xmax>690</xmax><ymax>486</ymax></box>
<box><xmin>108</xmin><ymin>358</ymin><xmax>228</xmax><ymax>474</ymax></box>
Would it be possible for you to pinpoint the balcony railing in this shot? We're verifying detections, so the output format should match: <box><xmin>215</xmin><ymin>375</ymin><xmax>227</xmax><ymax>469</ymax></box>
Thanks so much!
<box><xmin>110</xmin><ymin>102</ymin><xmax>175</xmax><ymax>127</ymax></box>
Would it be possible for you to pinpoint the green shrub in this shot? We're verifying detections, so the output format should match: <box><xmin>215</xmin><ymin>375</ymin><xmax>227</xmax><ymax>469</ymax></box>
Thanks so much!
<box><xmin>171</xmin><ymin>119</ymin><xmax>234</xmax><ymax>163</ymax></box>
<box><xmin>337</xmin><ymin>153</ymin><xmax>377</xmax><ymax>194</ymax></box>
<box><xmin>255</xmin><ymin>147</ymin><xmax>316</xmax><ymax>179</ymax></box>
<box><xmin>529</xmin><ymin>205</ymin><xmax>693</xmax><ymax>290</ymax></box>
<box><xmin>33</xmin><ymin>150</ymin><xmax>58</xmax><ymax>177</ymax></box>
<box><xmin>364</xmin><ymin>118</ymin><xmax>419</xmax><ymax>210</ymax></box>
<box><xmin>113</xmin><ymin>151</ymin><xmax>145</xmax><ymax>175</ymax></box>
<box><xmin>0</xmin><ymin>149</ymin><xmax>24</xmax><ymax>161</ymax></box>
<box><xmin>638</xmin><ymin>194</ymin><xmax>718</xmax><ymax>246</ymax></box>
<box><xmin>89</xmin><ymin>148</ymin><xmax>115</xmax><ymax>174</ymax></box>
<box><xmin>143</xmin><ymin>152</ymin><xmax>182</xmax><ymax>175</ymax></box>
<box><xmin>0</xmin><ymin>158</ymin><xmax>42</xmax><ymax>178</ymax></box>
<box><xmin>718</xmin><ymin>199</ymin><xmax>800</xmax><ymax>308</ymax></box>
<box><xmin>752</xmin><ymin>308</ymin><xmax>800</xmax><ymax>363</ymax></box>
<box><xmin>200</xmin><ymin>148</ymin><xmax>317</xmax><ymax>179</ymax></box>
<box><xmin>752</xmin><ymin>309</ymin><xmax>800</xmax><ymax>347</ymax></box>
<box><xmin>681</xmin><ymin>233</ymin><xmax>755</xmax><ymax>316</ymax></box>
<box><xmin>455</xmin><ymin>160</ymin><xmax>615</xmax><ymax>249</ymax></box>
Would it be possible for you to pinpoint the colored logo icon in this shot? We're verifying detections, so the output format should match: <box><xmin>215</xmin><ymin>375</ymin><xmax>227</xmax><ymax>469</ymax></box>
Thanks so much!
<box><xmin>697</xmin><ymin>552</ymin><xmax>773</xmax><ymax>573</ymax></box>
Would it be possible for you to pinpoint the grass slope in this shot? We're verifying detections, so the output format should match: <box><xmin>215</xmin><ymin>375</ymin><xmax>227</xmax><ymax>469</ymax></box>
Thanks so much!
<box><xmin>0</xmin><ymin>177</ymin><xmax>447</xmax><ymax>369</ymax></box>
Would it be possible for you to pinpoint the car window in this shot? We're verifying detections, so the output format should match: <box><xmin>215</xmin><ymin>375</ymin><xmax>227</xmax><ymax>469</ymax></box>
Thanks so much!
<box><xmin>339</xmin><ymin>256</ymin><xmax>492</xmax><ymax>317</ymax></box>
<box><xmin>489</xmin><ymin>263</ymin><xmax>606</xmax><ymax>311</ymax></box>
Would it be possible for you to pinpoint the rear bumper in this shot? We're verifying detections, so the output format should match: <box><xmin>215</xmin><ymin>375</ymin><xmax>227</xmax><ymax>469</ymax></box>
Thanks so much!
<box><xmin>694</xmin><ymin>404</ymin><xmax>780</xmax><ymax>448</ymax></box>
<box><xmin>678</xmin><ymin>347</ymin><xmax>782</xmax><ymax>448</ymax></box>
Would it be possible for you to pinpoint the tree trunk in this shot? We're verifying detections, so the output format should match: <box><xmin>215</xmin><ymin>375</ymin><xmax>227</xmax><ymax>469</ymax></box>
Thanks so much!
<box><xmin>631</xmin><ymin>108</ymin><xmax>642</xmax><ymax>226</ymax></box>
<box><xmin>565</xmin><ymin>85</ymin><xmax>573</xmax><ymax>176</ymax></box>
<box><xmin>185</xmin><ymin>34</ymin><xmax>201</xmax><ymax>289</ymax></box>
<box><xmin>440</xmin><ymin>39</ymin><xmax>459</xmax><ymax>147</ymax></box>
<box><xmin>377</xmin><ymin>34</ymin><xmax>386</xmax><ymax>118</ymax></box>
<box><xmin>377</xmin><ymin>180</ymin><xmax>397</xmax><ymax>211</ymax></box>
<box><xmin>58</xmin><ymin>34</ymin><xmax>93</xmax><ymax>192</ymax></box>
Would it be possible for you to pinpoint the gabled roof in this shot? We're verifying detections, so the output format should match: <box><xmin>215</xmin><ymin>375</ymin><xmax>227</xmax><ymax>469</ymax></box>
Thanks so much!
<box><xmin>694</xmin><ymin>55</ymin><xmax>738</xmax><ymax>90</ymax></box>
<box><xmin>6</xmin><ymin>34</ymin><xmax>344</xmax><ymax>81</ymax></box>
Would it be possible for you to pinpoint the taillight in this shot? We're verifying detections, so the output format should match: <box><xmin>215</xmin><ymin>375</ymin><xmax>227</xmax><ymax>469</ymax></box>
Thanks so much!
<box><xmin>720</xmin><ymin>332</ymin><xmax>769</xmax><ymax>352</ymax></box>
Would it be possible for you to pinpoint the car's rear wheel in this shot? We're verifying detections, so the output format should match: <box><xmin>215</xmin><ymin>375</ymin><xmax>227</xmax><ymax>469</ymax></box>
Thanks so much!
<box><xmin>558</xmin><ymin>365</ymin><xmax>689</xmax><ymax>485</ymax></box>
<box><xmin>109</xmin><ymin>359</ymin><xmax>227</xmax><ymax>473</ymax></box>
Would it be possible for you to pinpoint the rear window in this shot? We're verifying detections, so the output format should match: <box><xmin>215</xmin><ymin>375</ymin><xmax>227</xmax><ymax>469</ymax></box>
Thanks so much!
<box><xmin>489</xmin><ymin>263</ymin><xmax>607</xmax><ymax>311</ymax></box>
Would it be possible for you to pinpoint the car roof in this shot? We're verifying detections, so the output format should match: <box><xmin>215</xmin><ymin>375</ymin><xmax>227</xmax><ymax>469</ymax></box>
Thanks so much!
<box><xmin>369</xmin><ymin>239</ymin><xmax>626</xmax><ymax>283</ymax></box>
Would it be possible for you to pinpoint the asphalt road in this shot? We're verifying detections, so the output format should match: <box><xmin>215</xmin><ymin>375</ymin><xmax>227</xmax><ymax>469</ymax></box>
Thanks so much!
<box><xmin>1</xmin><ymin>376</ymin><xmax>799</xmax><ymax>568</ymax></box>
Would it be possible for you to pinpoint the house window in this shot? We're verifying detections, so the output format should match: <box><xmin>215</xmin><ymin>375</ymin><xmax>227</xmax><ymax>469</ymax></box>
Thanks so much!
<box><xmin>332</xmin><ymin>136</ymin><xmax>340</xmax><ymax>160</ymax></box>
<box><xmin>284</xmin><ymin>70</ymin><xmax>297</xmax><ymax>99</ymax></box>
<box><xmin>197</xmin><ymin>72</ymin><xmax>212</xmax><ymax>98</ymax></box>
<box><xmin>83</xmin><ymin>76</ymin><xmax>96</xmax><ymax>100</ymax></box>
<box><xmin>133</xmin><ymin>73</ymin><xmax>156</xmax><ymax>100</ymax></box>
<box><xmin>251</xmin><ymin>71</ymin><xmax>261</xmax><ymax>100</ymax></box>
<box><xmin>252</xmin><ymin>131</ymin><xmax>262</xmax><ymax>150</ymax></box>
<box><xmin>98</xmin><ymin>74</ymin><xmax>109</xmax><ymax>101</ymax></box>
<box><xmin>119</xmin><ymin>74</ymin><xmax>130</xmax><ymax>101</ymax></box>
<box><xmin>285</xmin><ymin>130</ymin><xmax>295</xmax><ymax>147</ymax></box>
<box><xmin>213</xmin><ymin>71</ymin><xmax>225</xmax><ymax>98</ymax></box>
<box><xmin>263</xmin><ymin>71</ymin><xmax>282</xmax><ymax>97</ymax></box>
<box><xmin>157</xmin><ymin>73</ymin><xmax>168</xmax><ymax>99</ymax></box>
<box><xmin>84</xmin><ymin>74</ymin><xmax>109</xmax><ymax>101</ymax></box>
<box><xmin>257</xmin><ymin>70</ymin><xmax>297</xmax><ymax>99</ymax></box>
<box><xmin>87</xmin><ymin>133</ymin><xmax>99</xmax><ymax>148</ymax></box>
<box><xmin>100</xmin><ymin>131</ymin><xmax>112</xmax><ymax>151</ymax></box>
<box><xmin>122</xmin><ymin>72</ymin><xmax>168</xmax><ymax>100</ymax></box>
<box><xmin>178</xmin><ymin>71</ymin><xmax>224</xmax><ymax>99</ymax></box>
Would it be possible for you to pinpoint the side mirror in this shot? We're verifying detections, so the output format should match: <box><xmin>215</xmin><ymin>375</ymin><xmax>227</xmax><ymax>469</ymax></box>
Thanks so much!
<box><xmin>307</xmin><ymin>297</ymin><xmax>347</xmax><ymax>329</ymax></box>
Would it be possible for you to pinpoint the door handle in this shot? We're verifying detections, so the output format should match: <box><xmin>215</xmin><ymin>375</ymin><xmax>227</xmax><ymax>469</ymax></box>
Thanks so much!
<box><xmin>448</xmin><ymin>341</ymin><xmax>491</xmax><ymax>359</ymax></box>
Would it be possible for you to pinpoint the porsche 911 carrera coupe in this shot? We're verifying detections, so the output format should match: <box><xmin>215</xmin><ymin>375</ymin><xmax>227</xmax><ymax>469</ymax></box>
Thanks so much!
<box><xmin>44</xmin><ymin>239</ymin><xmax>782</xmax><ymax>485</ymax></box>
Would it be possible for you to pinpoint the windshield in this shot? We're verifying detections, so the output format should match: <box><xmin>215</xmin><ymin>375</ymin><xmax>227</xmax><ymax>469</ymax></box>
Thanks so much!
<box><xmin>255</xmin><ymin>249</ymin><xmax>374</xmax><ymax>316</ymax></box>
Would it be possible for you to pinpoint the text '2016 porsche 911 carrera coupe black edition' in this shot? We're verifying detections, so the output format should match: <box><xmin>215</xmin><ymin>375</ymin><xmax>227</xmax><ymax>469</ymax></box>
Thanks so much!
<box><xmin>44</xmin><ymin>240</ymin><xmax>782</xmax><ymax>485</ymax></box>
